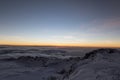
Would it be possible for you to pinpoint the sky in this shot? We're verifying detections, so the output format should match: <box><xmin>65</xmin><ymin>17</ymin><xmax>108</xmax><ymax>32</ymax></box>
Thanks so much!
<box><xmin>0</xmin><ymin>0</ymin><xmax>120</xmax><ymax>47</ymax></box>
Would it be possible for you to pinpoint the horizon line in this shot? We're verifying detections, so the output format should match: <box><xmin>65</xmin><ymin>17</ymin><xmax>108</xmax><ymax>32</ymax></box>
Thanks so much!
<box><xmin>0</xmin><ymin>44</ymin><xmax>120</xmax><ymax>48</ymax></box>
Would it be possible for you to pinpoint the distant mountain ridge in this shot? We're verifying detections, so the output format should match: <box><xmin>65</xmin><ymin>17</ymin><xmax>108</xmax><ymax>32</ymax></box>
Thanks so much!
<box><xmin>82</xmin><ymin>48</ymin><xmax>120</xmax><ymax>59</ymax></box>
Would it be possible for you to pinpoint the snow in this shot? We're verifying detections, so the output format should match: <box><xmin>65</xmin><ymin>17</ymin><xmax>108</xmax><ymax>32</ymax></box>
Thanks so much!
<box><xmin>66</xmin><ymin>49</ymin><xmax>120</xmax><ymax>80</ymax></box>
<box><xmin>0</xmin><ymin>46</ymin><xmax>120</xmax><ymax>80</ymax></box>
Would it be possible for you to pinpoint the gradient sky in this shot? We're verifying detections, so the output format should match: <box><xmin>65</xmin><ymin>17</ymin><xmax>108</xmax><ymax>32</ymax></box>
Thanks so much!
<box><xmin>0</xmin><ymin>0</ymin><xmax>120</xmax><ymax>47</ymax></box>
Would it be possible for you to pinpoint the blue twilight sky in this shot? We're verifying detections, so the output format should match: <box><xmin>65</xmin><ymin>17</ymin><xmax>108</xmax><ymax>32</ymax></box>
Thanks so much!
<box><xmin>0</xmin><ymin>0</ymin><xmax>120</xmax><ymax>47</ymax></box>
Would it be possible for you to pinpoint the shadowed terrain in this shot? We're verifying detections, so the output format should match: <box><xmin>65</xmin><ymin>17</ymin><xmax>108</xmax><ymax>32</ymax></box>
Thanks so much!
<box><xmin>0</xmin><ymin>46</ymin><xmax>120</xmax><ymax>80</ymax></box>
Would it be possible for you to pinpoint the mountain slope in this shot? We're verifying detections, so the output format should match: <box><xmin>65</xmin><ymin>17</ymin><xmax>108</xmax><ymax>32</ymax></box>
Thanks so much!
<box><xmin>0</xmin><ymin>48</ymin><xmax>120</xmax><ymax>80</ymax></box>
<box><xmin>67</xmin><ymin>49</ymin><xmax>120</xmax><ymax>80</ymax></box>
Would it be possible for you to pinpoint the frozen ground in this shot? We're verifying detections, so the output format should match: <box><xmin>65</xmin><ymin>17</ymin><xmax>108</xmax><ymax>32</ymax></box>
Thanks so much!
<box><xmin>0</xmin><ymin>46</ymin><xmax>120</xmax><ymax>80</ymax></box>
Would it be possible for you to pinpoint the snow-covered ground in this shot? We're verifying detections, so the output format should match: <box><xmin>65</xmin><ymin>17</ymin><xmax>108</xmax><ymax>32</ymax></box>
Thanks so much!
<box><xmin>0</xmin><ymin>46</ymin><xmax>120</xmax><ymax>80</ymax></box>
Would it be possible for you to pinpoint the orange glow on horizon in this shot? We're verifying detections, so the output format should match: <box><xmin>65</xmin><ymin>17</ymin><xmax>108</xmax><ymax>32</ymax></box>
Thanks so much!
<box><xmin>0</xmin><ymin>40</ymin><xmax>120</xmax><ymax>48</ymax></box>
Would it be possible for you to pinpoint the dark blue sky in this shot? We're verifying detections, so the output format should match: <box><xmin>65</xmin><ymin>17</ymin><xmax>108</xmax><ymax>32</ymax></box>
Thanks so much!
<box><xmin>0</xmin><ymin>0</ymin><xmax>120</xmax><ymax>47</ymax></box>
